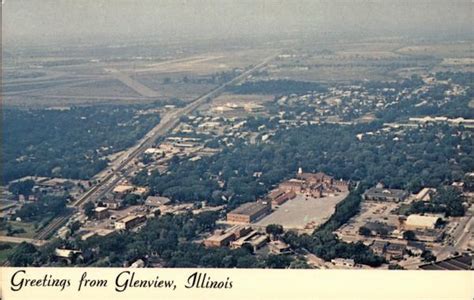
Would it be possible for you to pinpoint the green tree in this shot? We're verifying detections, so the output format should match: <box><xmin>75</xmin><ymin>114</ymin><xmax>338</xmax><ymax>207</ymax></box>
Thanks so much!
<box><xmin>83</xmin><ymin>202</ymin><xmax>95</xmax><ymax>219</ymax></box>
<box><xmin>266</xmin><ymin>224</ymin><xmax>284</xmax><ymax>238</ymax></box>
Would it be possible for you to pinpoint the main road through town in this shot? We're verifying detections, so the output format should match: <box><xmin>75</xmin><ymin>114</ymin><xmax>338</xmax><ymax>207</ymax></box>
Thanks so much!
<box><xmin>33</xmin><ymin>53</ymin><xmax>278</xmax><ymax>240</ymax></box>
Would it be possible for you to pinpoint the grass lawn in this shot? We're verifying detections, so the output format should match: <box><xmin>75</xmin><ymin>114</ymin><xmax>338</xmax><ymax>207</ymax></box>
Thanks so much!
<box><xmin>0</xmin><ymin>221</ymin><xmax>38</xmax><ymax>238</ymax></box>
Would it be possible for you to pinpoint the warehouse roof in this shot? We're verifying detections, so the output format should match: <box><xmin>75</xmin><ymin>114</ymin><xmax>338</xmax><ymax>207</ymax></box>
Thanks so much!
<box><xmin>406</xmin><ymin>214</ymin><xmax>440</xmax><ymax>229</ymax></box>
<box><xmin>228</xmin><ymin>201</ymin><xmax>269</xmax><ymax>216</ymax></box>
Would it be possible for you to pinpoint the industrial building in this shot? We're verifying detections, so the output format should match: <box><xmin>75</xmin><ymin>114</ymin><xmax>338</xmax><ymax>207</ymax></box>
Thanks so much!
<box><xmin>226</xmin><ymin>201</ymin><xmax>271</xmax><ymax>223</ymax></box>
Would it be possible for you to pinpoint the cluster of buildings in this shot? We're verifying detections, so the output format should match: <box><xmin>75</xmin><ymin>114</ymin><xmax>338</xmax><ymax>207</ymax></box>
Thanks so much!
<box><xmin>359</xmin><ymin>185</ymin><xmax>445</xmax><ymax>242</ymax></box>
<box><xmin>203</xmin><ymin>225</ymin><xmax>291</xmax><ymax>254</ymax></box>
<box><xmin>267</xmin><ymin>169</ymin><xmax>349</xmax><ymax>207</ymax></box>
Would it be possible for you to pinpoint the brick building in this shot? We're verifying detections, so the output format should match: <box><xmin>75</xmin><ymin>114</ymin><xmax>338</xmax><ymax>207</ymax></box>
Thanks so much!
<box><xmin>226</xmin><ymin>201</ymin><xmax>271</xmax><ymax>223</ymax></box>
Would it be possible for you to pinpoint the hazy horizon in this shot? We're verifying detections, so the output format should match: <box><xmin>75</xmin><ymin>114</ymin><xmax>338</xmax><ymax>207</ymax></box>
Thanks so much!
<box><xmin>2</xmin><ymin>0</ymin><xmax>473</xmax><ymax>49</ymax></box>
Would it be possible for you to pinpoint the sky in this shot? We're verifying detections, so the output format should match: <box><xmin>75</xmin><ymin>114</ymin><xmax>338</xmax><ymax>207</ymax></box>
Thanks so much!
<box><xmin>2</xmin><ymin>0</ymin><xmax>473</xmax><ymax>47</ymax></box>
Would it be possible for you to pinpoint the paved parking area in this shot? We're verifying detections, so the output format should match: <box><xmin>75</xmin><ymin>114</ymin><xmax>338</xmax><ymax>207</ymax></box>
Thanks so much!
<box><xmin>256</xmin><ymin>192</ymin><xmax>349</xmax><ymax>229</ymax></box>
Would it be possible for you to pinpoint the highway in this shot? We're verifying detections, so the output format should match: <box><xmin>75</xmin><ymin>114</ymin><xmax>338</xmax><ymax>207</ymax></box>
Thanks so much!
<box><xmin>434</xmin><ymin>214</ymin><xmax>473</xmax><ymax>261</ymax></box>
<box><xmin>33</xmin><ymin>53</ymin><xmax>278</xmax><ymax>240</ymax></box>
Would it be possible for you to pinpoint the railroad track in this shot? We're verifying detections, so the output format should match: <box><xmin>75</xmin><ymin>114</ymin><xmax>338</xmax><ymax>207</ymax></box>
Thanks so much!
<box><xmin>34</xmin><ymin>215</ymin><xmax>69</xmax><ymax>240</ymax></box>
<box><xmin>30</xmin><ymin>53</ymin><xmax>278</xmax><ymax>242</ymax></box>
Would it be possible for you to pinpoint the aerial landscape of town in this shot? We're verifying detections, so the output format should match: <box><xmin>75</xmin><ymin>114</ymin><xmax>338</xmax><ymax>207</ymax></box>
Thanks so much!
<box><xmin>1</xmin><ymin>1</ymin><xmax>473</xmax><ymax>272</ymax></box>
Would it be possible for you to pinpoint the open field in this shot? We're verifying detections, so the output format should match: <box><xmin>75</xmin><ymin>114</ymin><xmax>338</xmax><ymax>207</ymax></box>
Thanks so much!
<box><xmin>3</xmin><ymin>48</ymin><xmax>274</xmax><ymax>107</ymax></box>
<box><xmin>256</xmin><ymin>192</ymin><xmax>349</xmax><ymax>230</ymax></box>
<box><xmin>395</xmin><ymin>42</ymin><xmax>473</xmax><ymax>58</ymax></box>
<box><xmin>0</xmin><ymin>221</ymin><xmax>38</xmax><ymax>239</ymax></box>
<box><xmin>255</xmin><ymin>40</ymin><xmax>473</xmax><ymax>83</ymax></box>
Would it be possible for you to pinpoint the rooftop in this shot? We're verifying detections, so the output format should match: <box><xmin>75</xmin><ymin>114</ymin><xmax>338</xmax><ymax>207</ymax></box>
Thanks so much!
<box><xmin>145</xmin><ymin>196</ymin><xmax>171</xmax><ymax>207</ymax></box>
<box><xmin>117</xmin><ymin>214</ymin><xmax>143</xmax><ymax>223</ymax></box>
<box><xmin>364</xmin><ymin>187</ymin><xmax>408</xmax><ymax>199</ymax></box>
<box><xmin>113</xmin><ymin>185</ymin><xmax>134</xmax><ymax>193</ymax></box>
<box><xmin>406</xmin><ymin>214</ymin><xmax>440</xmax><ymax>228</ymax></box>
<box><xmin>206</xmin><ymin>230</ymin><xmax>235</xmax><ymax>242</ymax></box>
<box><xmin>228</xmin><ymin>201</ymin><xmax>269</xmax><ymax>216</ymax></box>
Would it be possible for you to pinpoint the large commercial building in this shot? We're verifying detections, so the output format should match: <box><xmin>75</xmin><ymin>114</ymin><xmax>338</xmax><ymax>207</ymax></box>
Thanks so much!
<box><xmin>226</xmin><ymin>201</ymin><xmax>271</xmax><ymax>223</ymax></box>
<box><xmin>404</xmin><ymin>214</ymin><xmax>440</xmax><ymax>230</ymax></box>
<box><xmin>363</xmin><ymin>187</ymin><xmax>408</xmax><ymax>202</ymax></box>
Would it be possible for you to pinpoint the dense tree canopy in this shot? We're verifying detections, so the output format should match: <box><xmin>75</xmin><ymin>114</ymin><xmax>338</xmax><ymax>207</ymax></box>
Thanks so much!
<box><xmin>135</xmin><ymin>123</ymin><xmax>471</xmax><ymax>208</ymax></box>
<box><xmin>2</xmin><ymin>105</ymin><xmax>160</xmax><ymax>183</ymax></box>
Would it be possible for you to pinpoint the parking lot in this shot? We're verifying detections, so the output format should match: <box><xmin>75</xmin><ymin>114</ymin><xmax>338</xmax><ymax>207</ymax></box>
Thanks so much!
<box><xmin>256</xmin><ymin>192</ymin><xmax>349</xmax><ymax>230</ymax></box>
<box><xmin>336</xmin><ymin>201</ymin><xmax>401</xmax><ymax>239</ymax></box>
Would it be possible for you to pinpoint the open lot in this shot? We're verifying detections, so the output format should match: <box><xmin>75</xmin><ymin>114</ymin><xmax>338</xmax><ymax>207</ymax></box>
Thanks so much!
<box><xmin>211</xmin><ymin>93</ymin><xmax>274</xmax><ymax>106</ymax></box>
<box><xmin>256</xmin><ymin>192</ymin><xmax>349</xmax><ymax>230</ymax></box>
<box><xmin>0</xmin><ymin>221</ymin><xmax>38</xmax><ymax>239</ymax></box>
<box><xmin>3</xmin><ymin>47</ymin><xmax>274</xmax><ymax>107</ymax></box>
<box><xmin>336</xmin><ymin>201</ymin><xmax>401</xmax><ymax>242</ymax></box>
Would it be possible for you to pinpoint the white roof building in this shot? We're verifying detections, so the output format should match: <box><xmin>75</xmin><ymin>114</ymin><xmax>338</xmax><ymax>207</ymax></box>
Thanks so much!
<box><xmin>113</xmin><ymin>185</ymin><xmax>135</xmax><ymax>194</ymax></box>
<box><xmin>405</xmin><ymin>215</ymin><xmax>440</xmax><ymax>230</ymax></box>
